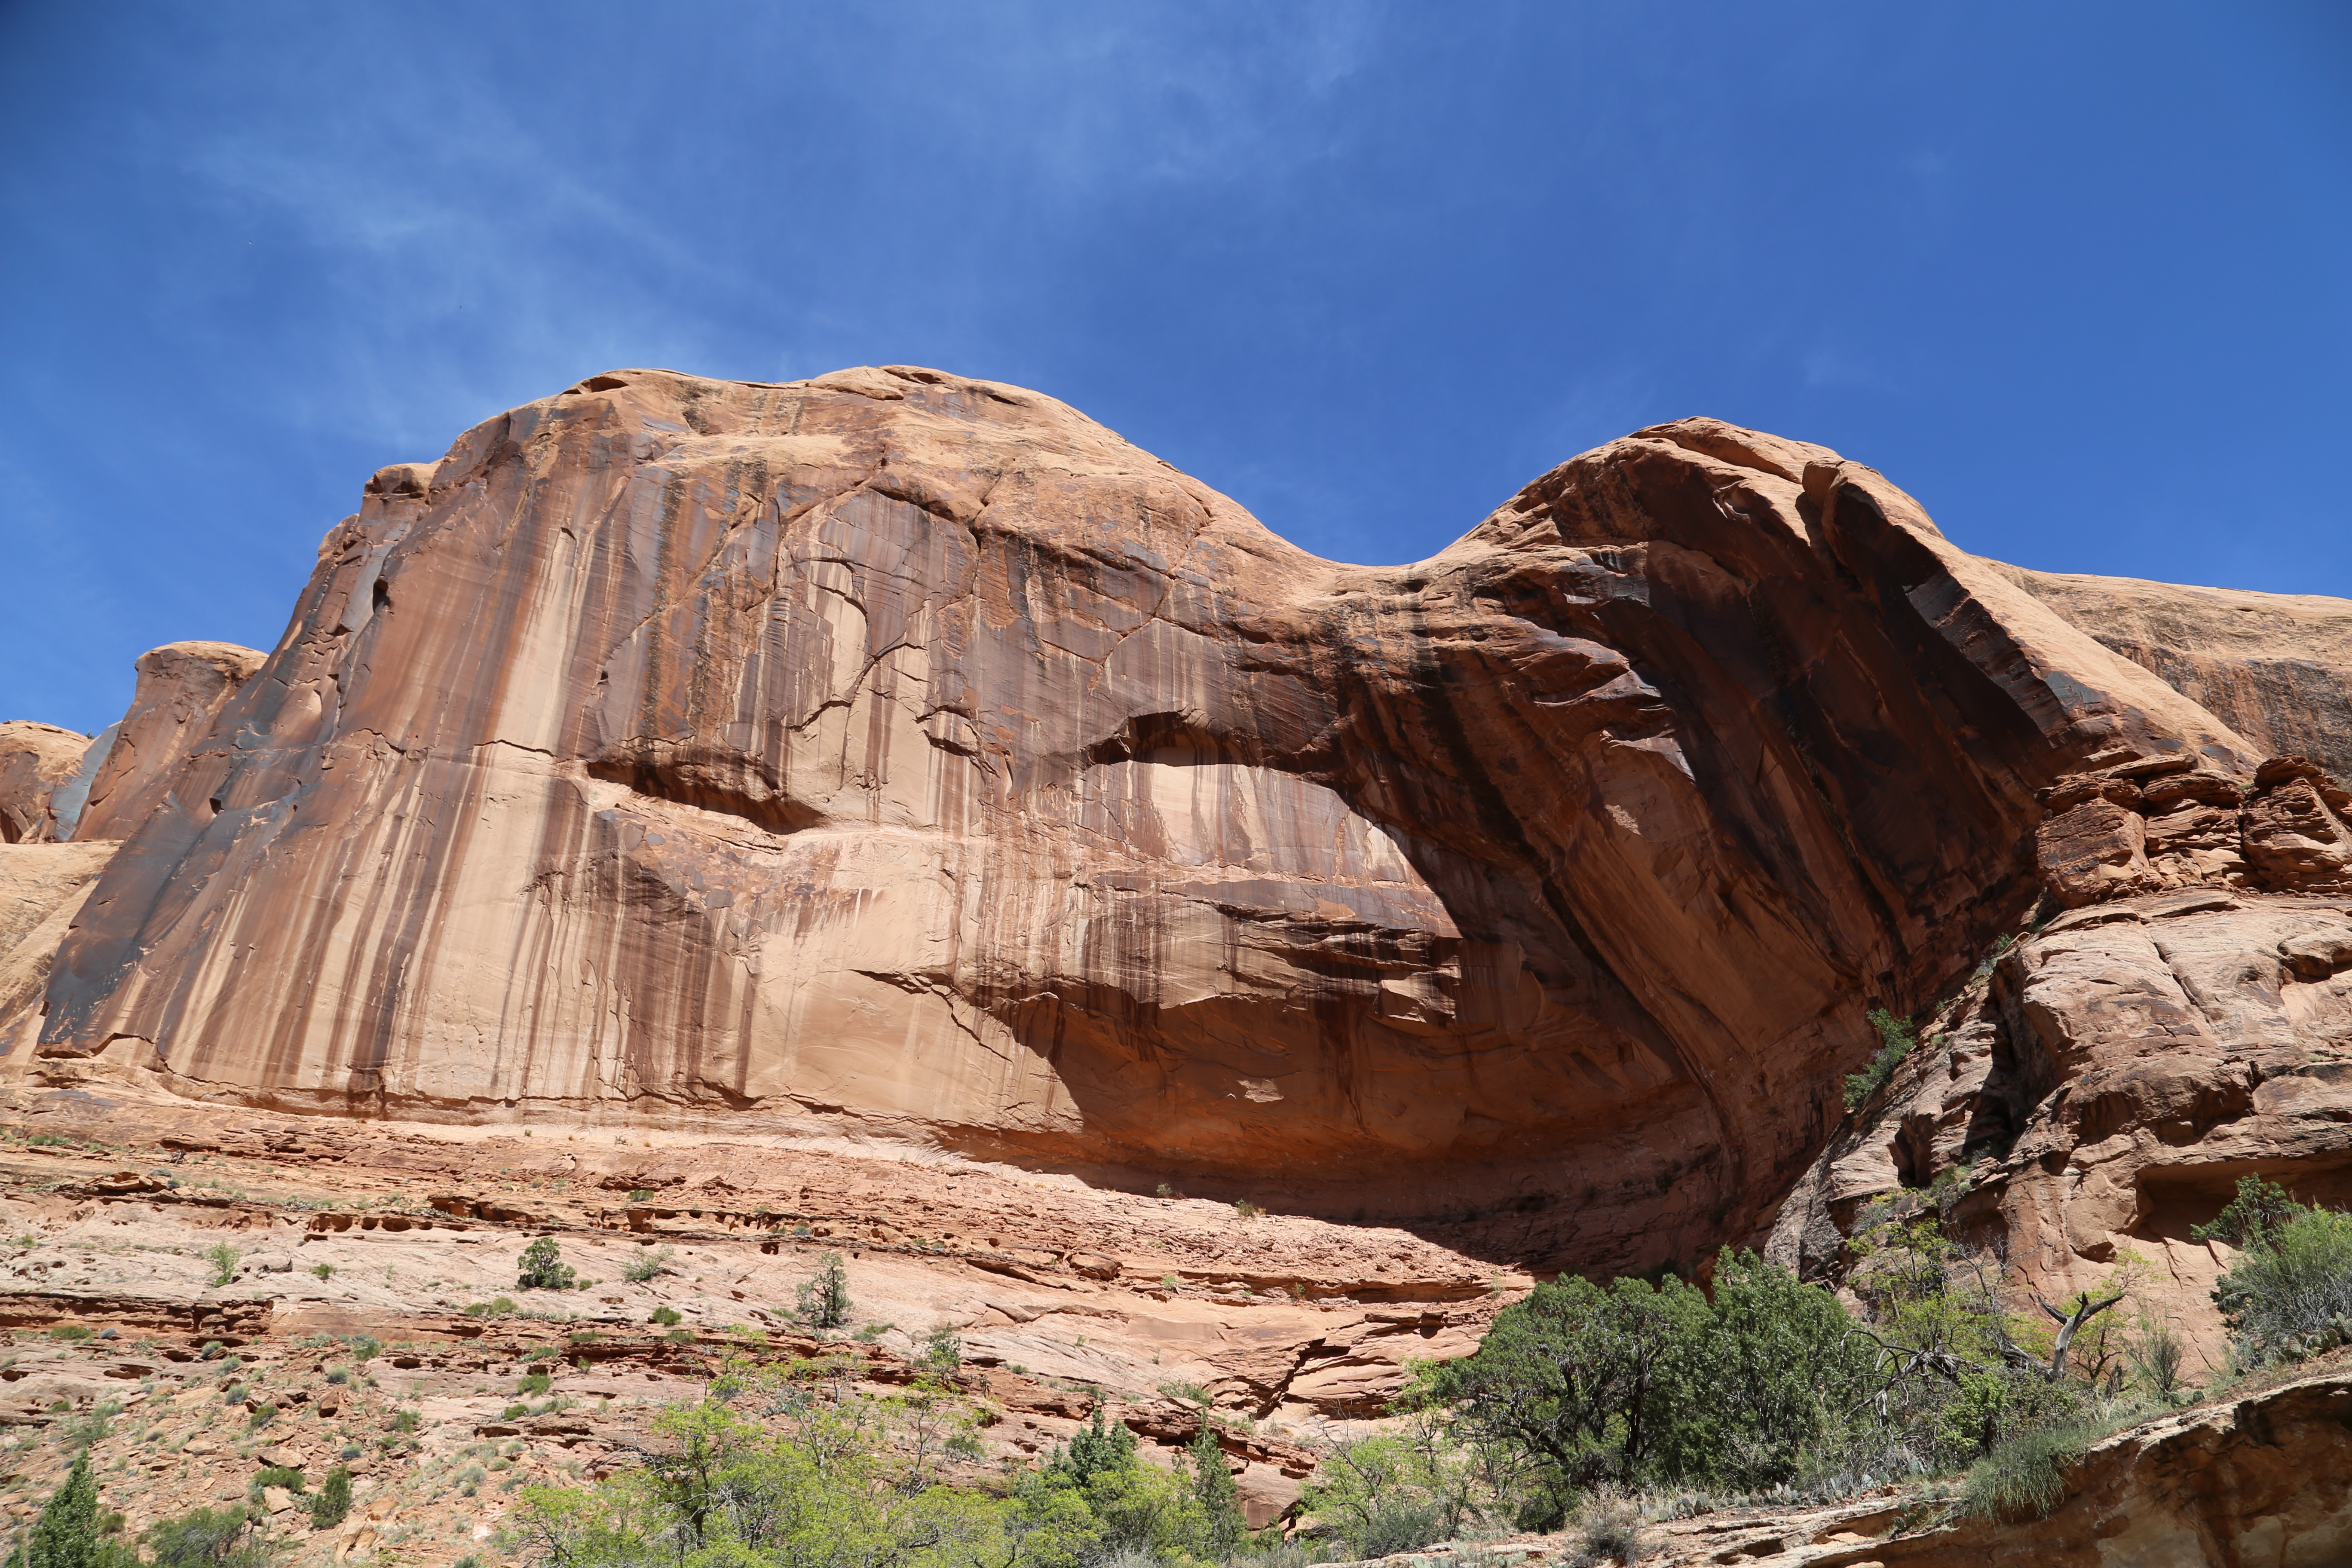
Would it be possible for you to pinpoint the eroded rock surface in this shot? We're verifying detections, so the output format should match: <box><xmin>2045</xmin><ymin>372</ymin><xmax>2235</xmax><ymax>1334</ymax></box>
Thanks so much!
<box><xmin>18</xmin><ymin>374</ymin><xmax>2266</xmax><ymax>1278</ymax></box>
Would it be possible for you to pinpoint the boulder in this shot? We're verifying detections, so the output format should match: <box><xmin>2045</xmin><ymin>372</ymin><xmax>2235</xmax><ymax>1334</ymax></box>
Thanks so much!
<box><xmin>0</xmin><ymin>722</ymin><xmax>91</xmax><ymax>844</ymax></box>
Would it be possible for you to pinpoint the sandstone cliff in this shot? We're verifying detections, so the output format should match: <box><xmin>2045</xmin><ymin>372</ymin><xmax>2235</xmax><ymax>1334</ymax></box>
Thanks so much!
<box><xmin>19</xmin><ymin>372</ymin><xmax>2262</xmax><ymax>1283</ymax></box>
<box><xmin>0</xmin><ymin>375</ymin><xmax>2349</xmax><ymax>1560</ymax></box>
<box><xmin>2004</xmin><ymin>564</ymin><xmax>2352</xmax><ymax>783</ymax></box>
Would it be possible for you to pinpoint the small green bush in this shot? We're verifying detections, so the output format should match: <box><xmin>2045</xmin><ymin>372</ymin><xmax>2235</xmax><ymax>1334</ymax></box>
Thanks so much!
<box><xmin>2213</xmin><ymin>1204</ymin><xmax>2352</xmax><ymax>1363</ymax></box>
<box><xmin>1569</xmin><ymin>1491</ymin><xmax>1647</xmax><ymax>1567</ymax></box>
<box><xmin>623</xmin><ymin>1246</ymin><xmax>673</xmax><ymax>1283</ymax></box>
<box><xmin>47</xmin><ymin>1324</ymin><xmax>93</xmax><ymax>1343</ymax></box>
<box><xmin>146</xmin><ymin>1501</ymin><xmax>266</xmax><ymax>1568</ymax></box>
<box><xmin>309</xmin><ymin>1263</ymin><xmax>334</xmax><ymax>1280</ymax></box>
<box><xmin>517</xmin><ymin>1237</ymin><xmax>576</xmax><ymax>1291</ymax></box>
<box><xmin>650</xmin><ymin>1305</ymin><xmax>682</xmax><ymax>1327</ymax></box>
<box><xmin>1963</xmin><ymin>1419</ymin><xmax>2089</xmax><ymax>1520</ymax></box>
<box><xmin>251</xmin><ymin>1465</ymin><xmax>304</xmax><ymax>1494</ymax></box>
<box><xmin>347</xmin><ymin>1334</ymin><xmax>381</xmax><ymax>1363</ymax></box>
<box><xmin>796</xmin><ymin>1250</ymin><xmax>851</xmax><ymax>1330</ymax></box>
<box><xmin>309</xmin><ymin>1467</ymin><xmax>352</xmax><ymax>1530</ymax></box>
<box><xmin>2195</xmin><ymin>1174</ymin><xmax>2305</xmax><ymax>1247</ymax></box>
<box><xmin>516</xmin><ymin>1371</ymin><xmax>551</xmax><ymax>1395</ymax></box>
<box><xmin>392</xmin><ymin>1409</ymin><xmax>420</xmax><ymax>1433</ymax></box>
<box><xmin>1232</xmin><ymin>1199</ymin><xmax>1263</xmax><ymax>1219</ymax></box>
<box><xmin>1843</xmin><ymin>1007</ymin><xmax>1917</xmax><ymax>1111</ymax></box>
<box><xmin>203</xmin><ymin>1243</ymin><xmax>241</xmax><ymax>1287</ymax></box>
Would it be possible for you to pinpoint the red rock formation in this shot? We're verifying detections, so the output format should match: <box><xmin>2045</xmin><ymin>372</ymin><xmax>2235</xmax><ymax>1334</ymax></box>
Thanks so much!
<box><xmin>21</xmin><ymin>374</ymin><xmax>2269</xmax><ymax>1276</ymax></box>
<box><xmin>69</xmin><ymin>641</ymin><xmax>264</xmax><ymax>842</ymax></box>
<box><xmin>0</xmin><ymin>723</ymin><xmax>90</xmax><ymax>844</ymax></box>
<box><xmin>1773</xmin><ymin>747</ymin><xmax>2352</xmax><ymax>1364</ymax></box>
<box><xmin>2003</xmin><ymin>564</ymin><xmax>2352</xmax><ymax>783</ymax></box>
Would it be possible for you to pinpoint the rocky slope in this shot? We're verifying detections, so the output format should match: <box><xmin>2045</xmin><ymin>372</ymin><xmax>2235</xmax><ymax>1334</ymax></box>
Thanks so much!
<box><xmin>0</xmin><ymin>1090</ymin><xmax>1519</xmax><ymax>1552</ymax></box>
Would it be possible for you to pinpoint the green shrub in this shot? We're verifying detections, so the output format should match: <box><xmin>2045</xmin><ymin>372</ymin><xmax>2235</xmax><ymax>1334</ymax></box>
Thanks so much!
<box><xmin>517</xmin><ymin>1237</ymin><xmax>576</xmax><ymax>1291</ymax></box>
<box><xmin>251</xmin><ymin>1466</ymin><xmax>303</xmax><ymax>1495</ymax></box>
<box><xmin>1416</xmin><ymin>1248</ymin><xmax>1883</xmax><ymax>1509</ymax></box>
<box><xmin>309</xmin><ymin>1263</ymin><xmax>334</xmax><ymax>1281</ymax></box>
<box><xmin>795</xmin><ymin>1251</ymin><xmax>851</xmax><ymax>1330</ymax></box>
<box><xmin>2194</xmin><ymin>1174</ymin><xmax>2306</xmax><ymax>1247</ymax></box>
<box><xmin>1302</xmin><ymin>1425</ymin><xmax>1464</xmax><ymax>1556</ymax></box>
<box><xmin>1962</xmin><ymin>1419</ymin><xmax>2089</xmax><ymax>1520</ymax></box>
<box><xmin>921</xmin><ymin>1323</ymin><xmax>963</xmax><ymax>1374</ymax></box>
<box><xmin>392</xmin><ymin>1410</ymin><xmax>420</xmax><ymax>1433</ymax></box>
<box><xmin>309</xmin><ymin>1468</ymin><xmax>352</xmax><ymax>1530</ymax></box>
<box><xmin>517</xmin><ymin>1372</ymin><xmax>551</xmax><ymax>1396</ymax></box>
<box><xmin>202</xmin><ymin>1243</ymin><xmax>240</xmax><ymax>1288</ymax></box>
<box><xmin>144</xmin><ymin>1503</ymin><xmax>267</xmax><ymax>1568</ymax></box>
<box><xmin>2128</xmin><ymin>1312</ymin><xmax>2189</xmax><ymax>1402</ymax></box>
<box><xmin>46</xmin><ymin>1325</ymin><xmax>92</xmax><ymax>1343</ymax></box>
<box><xmin>1569</xmin><ymin>1491</ymin><xmax>1647</xmax><ymax>1567</ymax></box>
<box><xmin>346</xmin><ymin>1335</ymin><xmax>381</xmax><ymax>1363</ymax></box>
<box><xmin>650</xmin><ymin>1305</ymin><xmax>682</xmax><ymax>1327</ymax></box>
<box><xmin>1842</xmin><ymin>1007</ymin><xmax>1917</xmax><ymax>1111</ymax></box>
<box><xmin>1232</xmin><ymin>1199</ymin><xmax>1263</xmax><ymax>1219</ymax></box>
<box><xmin>2212</xmin><ymin>1204</ymin><xmax>2352</xmax><ymax>1363</ymax></box>
<box><xmin>23</xmin><ymin>1452</ymin><xmax>104</xmax><ymax>1568</ymax></box>
<box><xmin>622</xmin><ymin>1246</ymin><xmax>673</xmax><ymax>1283</ymax></box>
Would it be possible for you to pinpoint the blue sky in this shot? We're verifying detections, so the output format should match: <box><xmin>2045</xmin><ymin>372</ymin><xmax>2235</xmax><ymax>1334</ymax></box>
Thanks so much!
<box><xmin>3</xmin><ymin>2</ymin><xmax>2346</xmax><ymax>735</ymax></box>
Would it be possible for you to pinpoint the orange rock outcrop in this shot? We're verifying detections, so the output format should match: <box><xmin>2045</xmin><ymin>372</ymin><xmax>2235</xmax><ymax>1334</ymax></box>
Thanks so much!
<box><xmin>11</xmin><ymin>370</ymin><xmax>2270</xmax><ymax>1286</ymax></box>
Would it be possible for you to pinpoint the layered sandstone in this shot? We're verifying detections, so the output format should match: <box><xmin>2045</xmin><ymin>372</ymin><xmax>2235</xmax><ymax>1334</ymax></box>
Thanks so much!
<box><xmin>2004</xmin><ymin>564</ymin><xmax>2352</xmax><ymax>783</ymax></box>
<box><xmin>0</xmin><ymin>722</ymin><xmax>89</xmax><ymax>844</ymax></box>
<box><xmin>21</xmin><ymin>373</ymin><xmax>2266</xmax><ymax>1279</ymax></box>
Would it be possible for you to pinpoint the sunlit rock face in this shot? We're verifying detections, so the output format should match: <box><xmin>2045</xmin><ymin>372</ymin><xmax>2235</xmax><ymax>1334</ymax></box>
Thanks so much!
<box><xmin>2004</xmin><ymin>564</ymin><xmax>2352</xmax><ymax>783</ymax></box>
<box><xmin>29</xmin><ymin>367</ymin><xmax>2260</xmax><ymax>1268</ymax></box>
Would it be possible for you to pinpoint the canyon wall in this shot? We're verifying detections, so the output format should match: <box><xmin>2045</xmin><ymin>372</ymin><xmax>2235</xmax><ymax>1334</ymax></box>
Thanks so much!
<box><xmin>14</xmin><ymin>368</ymin><xmax>2268</xmax><ymax>1276</ymax></box>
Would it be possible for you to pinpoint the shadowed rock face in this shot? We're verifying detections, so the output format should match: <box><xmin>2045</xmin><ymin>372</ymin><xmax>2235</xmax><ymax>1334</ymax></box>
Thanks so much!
<box><xmin>27</xmin><ymin>369</ymin><xmax>2264</xmax><ymax>1271</ymax></box>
